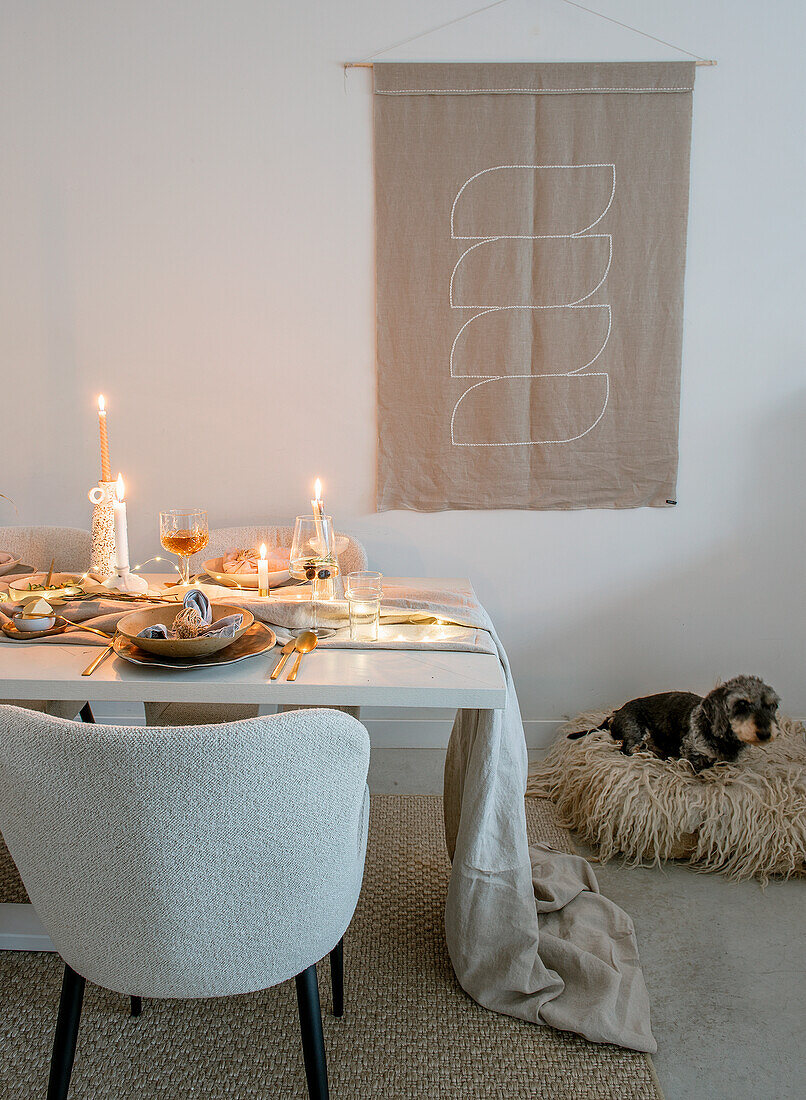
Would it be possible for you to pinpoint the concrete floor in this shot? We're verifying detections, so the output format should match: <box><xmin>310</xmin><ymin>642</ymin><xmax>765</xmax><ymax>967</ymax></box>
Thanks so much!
<box><xmin>370</xmin><ymin>750</ymin><xmax>805</xmax><ymax>1100</ymax></box>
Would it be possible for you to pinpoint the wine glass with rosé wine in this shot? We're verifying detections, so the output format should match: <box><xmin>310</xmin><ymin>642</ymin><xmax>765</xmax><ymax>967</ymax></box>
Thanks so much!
<box><xmin>159</xmin><ymin>509</ymin><xmax>209</xmax><ymax>587</ymax></box>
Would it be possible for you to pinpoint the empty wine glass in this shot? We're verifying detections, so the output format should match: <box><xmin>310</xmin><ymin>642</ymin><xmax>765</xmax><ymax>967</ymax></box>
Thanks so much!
<box><xmin>160</xmin><ymin>509</ymin><xmax>209</xmax><ymax>587</ymax></box>
<box><xmin>289</xmin><ymin>514</ymin><xmax>337</xmax><ymax>638</ymax></box>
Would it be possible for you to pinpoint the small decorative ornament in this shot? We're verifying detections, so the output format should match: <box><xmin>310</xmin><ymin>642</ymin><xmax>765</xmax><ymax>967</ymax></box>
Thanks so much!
<box><xmin>103</xmin><ymin>474</ymin><xmax>148</xmax><ymax>594</ymax></box>
<box><xmin>172</xmin><ymin>605</ymin><xmax>204</xmax><ymax>638</ymax></box>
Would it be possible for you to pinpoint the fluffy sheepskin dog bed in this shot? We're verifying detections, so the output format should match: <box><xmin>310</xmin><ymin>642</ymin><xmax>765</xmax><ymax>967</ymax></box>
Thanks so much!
<box><xmin>526</xmin><ymin>710</ymin><xmax>806</xmax><ymax>883</ymax></box>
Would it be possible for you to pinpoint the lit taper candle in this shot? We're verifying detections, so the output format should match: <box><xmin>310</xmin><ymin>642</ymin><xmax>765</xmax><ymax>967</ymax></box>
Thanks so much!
<box><xmin>311</xmin><ymin>478</ymin><xmax>326</xmax><ymax>556</ymax></box>
<box><xmin>97</xmin><ymin>395</ymin><xmax>111</xmax><ymax>482</ymax></box>
<box><xmin>257</xmin><ymin>543</ymin><xmax>269</xmax><ymax>597</ymax></box>
<box><xmin>112</xmin><ymin>474</ymin><xmax>130</xmax><ymax>570</ymax></box>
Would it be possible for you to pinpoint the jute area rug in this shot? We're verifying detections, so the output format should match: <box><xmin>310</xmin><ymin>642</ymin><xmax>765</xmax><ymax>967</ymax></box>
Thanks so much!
<box><xmin>0</xmin><ymin>796</ymin><xmax>662</xmax><ymax>1099</ymax></box>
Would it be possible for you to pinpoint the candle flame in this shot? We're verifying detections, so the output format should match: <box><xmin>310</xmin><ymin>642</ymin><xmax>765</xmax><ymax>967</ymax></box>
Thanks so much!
<box><xmin>115</xmin><ymin>473</ymin><xmax>125</xmax><ymax>502</ymax></box>
<box><xmin>98</xmin><ymin>395</ymin><xmax>106</xmax><ymax>413</ymax></box>
<box><xmin>260</xmin><ymin>543</ymin><xmax>267</xmax><ymax>559</ymax></box>
<box><xmin>314</xmin><ymin>478</ymin><xmax>322</xmax><ymax>502</ymax></box>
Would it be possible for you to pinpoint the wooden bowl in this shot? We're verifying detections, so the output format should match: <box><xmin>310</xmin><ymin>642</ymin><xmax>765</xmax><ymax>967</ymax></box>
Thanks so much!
<box><xmin>8</xmin><ymin>573</ymin><xmax>85</xmax><ymax>602</ymax></box>
<box><xmin>116</xmin><ymin>604</ymin><xmax>253</xmax><ymax>658</ymax></box>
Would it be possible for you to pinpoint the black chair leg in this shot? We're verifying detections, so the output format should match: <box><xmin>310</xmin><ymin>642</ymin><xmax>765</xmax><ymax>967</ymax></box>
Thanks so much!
<box><xmin>78</xmin><ymin>703</ymin><xmax>95</xmax><ymax>723</ymax></box>
<box><xmin>47</xmin><ymin>964</ymin><xmax>85</xmax><ymax>1100</ymax></box>
<box><xmin>330</xmin><ymin>938</ymin><xmax>343</xmax><ymax>1017</ymax></box>
<box><xmin>295</xmin><ymin>964</ymin><xmax>329</xmax><ymax>1100</ymax></box>
<box><xmin>130</xmin><ymin>996</ymin><xmax>142</xmax><ymax>1018</ymax></box>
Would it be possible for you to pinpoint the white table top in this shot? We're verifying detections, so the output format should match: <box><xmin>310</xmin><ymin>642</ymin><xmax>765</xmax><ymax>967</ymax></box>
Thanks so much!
<box><xmin>0</xmin><ymin>577</ymin><xmax>507</xmax><ymax>711</ymax></box>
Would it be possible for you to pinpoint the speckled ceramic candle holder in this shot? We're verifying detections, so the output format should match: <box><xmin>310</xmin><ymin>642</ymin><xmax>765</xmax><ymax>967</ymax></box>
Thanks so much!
<box><xmin>88</xmin><ymin>481</ymin><xmax>117</xmax><ymax>577</ymax></box>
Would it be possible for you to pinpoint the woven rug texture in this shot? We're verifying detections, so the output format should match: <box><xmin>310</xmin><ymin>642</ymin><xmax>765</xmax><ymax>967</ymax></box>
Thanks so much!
<box><xmin>0</xmin><ymin>794</ymin><xmax>662</xmax><ymax>1099</ymax></box>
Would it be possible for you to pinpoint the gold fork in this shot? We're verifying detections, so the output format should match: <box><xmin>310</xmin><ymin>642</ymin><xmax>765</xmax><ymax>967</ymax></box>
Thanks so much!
<box><xmin>81</xmin><ymin>644</ymin><xmax>114</xmax><ymax>677</ymax></box>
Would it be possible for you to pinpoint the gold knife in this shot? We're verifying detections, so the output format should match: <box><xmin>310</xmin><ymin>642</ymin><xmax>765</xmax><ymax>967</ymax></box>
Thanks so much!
<box><xmin>270</xmin><ymin>640</ymin><xmax>296</xmax><ymax>680</ymax></box>
<box><xmin>81</xmin><ymin>643</ymin><xmax>114</xmax><ymax>677</ymax></box>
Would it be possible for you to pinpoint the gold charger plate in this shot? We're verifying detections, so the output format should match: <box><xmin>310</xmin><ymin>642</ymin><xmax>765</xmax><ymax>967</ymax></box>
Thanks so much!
<box><xmin>2</xmin><ymin>616</ymin><xmax>70</xmax><ymax>641</ymax></box>
<box><xmin>112</xmin><ymin>622</ymin><xmax>276</xmax><ymax>669</ymax></box>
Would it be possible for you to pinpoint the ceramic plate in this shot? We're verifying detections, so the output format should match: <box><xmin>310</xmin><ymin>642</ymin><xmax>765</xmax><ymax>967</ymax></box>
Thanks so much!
<box><xmin>113</xmin><ymin>621</ymin><xmax>276</xmax><ymax>669</ymax></box>
<box><xmin>0</xmin><ymin>553</ymin><xmax>22</xmax><ymax>577</ymax></box>
<box><xmin>116</xmin><ymin>604</ymin><xmax>254</xmax><ymax>658</ymax></box>
<box><xmin>202</xmin><ymin>557</ymin><xmax>290</xmax><ymax>590</ymax></box>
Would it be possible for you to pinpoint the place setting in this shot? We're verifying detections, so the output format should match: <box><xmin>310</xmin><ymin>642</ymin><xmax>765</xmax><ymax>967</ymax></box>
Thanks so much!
<box><xmin>0</xmin><ymin>400</ymin><xmax>395</xmax><ymax>679</ymax></box>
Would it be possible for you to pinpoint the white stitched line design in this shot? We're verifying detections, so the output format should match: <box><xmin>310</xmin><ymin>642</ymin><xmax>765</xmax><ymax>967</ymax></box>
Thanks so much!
<box><xmin>448</xmin><ymin>158</ymin><xmax>615</xmax><ymax>446</ymax></box>
<box><xmin>378</xmin><ymin>87</ymin><xmax>692</xmax><ymax>95</ymax></box>
<box><xmin>449</xmin><ymin>235</ymin><xmax>612</xmax><ymax>308</ymax></box>
<box><xmin>450</xmin><ymin>373</ymin><xmax>610</xmax><ymax>446</ymax></box>
<box><xmin>451</xmin><ymin>164</ymin><xmax>616</xmax><ymax>239</ymax></box>
<box><xmin>449</xmin><ymin>305</ymin><xmax>612</xmax><ymax>378</ymax></box>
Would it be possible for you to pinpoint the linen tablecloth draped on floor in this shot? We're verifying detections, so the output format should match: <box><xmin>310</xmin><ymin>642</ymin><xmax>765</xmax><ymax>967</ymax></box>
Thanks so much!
<box><xmin>0</xmin><ymin>581</ymin><xmax>656</xmax><ymax>1052</ymax></box>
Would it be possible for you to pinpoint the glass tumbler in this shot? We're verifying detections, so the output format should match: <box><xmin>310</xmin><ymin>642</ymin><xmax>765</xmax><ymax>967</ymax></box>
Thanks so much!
<box><xmin>346</xmin><ymin>571</ymin><xmax>383</xmax><ymax>643</ymax></box>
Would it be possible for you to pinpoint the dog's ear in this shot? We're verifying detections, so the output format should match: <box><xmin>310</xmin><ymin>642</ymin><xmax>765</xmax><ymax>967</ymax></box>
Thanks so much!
<box><xmin>698</xmin><ymin>685</ymin><xmax>730</xmax><ymax>742</ymax></box>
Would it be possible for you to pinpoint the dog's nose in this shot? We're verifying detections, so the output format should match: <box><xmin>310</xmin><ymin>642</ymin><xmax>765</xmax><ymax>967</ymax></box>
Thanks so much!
<box><xmin>757</xmin><ymin>728</ymin><xmax>772</xmax><ymax>742</ymax></box>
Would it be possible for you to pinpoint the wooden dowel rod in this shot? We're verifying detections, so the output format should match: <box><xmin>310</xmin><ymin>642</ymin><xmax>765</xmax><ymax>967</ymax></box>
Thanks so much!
<box><xmin>344</xmin><ymin>59</ymin><xmax>716</xmax><ymax>68</ymax></box>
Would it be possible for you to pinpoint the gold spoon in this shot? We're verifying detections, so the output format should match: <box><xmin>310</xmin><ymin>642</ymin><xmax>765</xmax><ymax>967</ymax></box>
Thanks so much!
<box><xmin>286</xmin><ymin>631</ymin><xmax>318</xmax><ymax>681</ymax></box>
<box><xmin>270</xmin><ymin>639</ymin><xmax>296</xmax><ymax>680</ymax></box>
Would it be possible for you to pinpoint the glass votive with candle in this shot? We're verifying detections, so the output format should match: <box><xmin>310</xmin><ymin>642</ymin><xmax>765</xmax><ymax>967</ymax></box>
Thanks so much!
<box><xmin>346</xmin><ymin>571</ymin><xmax>383</xmax><ymax>643</ymax></box>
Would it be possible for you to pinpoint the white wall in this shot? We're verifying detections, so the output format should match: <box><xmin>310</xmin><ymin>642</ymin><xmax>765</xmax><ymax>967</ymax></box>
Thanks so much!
<box><xmin>2</xmin><ymin>1</ymin><xmax>804</xmax><ymax>744</ymax></box>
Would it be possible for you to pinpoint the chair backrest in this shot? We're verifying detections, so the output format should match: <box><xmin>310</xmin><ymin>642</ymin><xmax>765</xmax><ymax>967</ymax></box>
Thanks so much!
<box><xmin>199</xmin><ymin>524</ymin><xmax>369</xmax><ymax>577</ymax></box>
<box><xmin>0</xmin><ymin>526</ymin><xmax>92</xmax><ymax>574</ymax></box>
<box><xmin>0</xmin><ymin>705</ymin><xmax>370</xmax><ymax>999</ymax></box>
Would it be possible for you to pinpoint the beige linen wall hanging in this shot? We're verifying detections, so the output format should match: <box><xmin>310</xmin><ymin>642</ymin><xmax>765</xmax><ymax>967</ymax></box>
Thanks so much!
<box><xmin>374</xmin><ymin>61</ymin><xmax>695</xmax><ymax>510</ymax></box>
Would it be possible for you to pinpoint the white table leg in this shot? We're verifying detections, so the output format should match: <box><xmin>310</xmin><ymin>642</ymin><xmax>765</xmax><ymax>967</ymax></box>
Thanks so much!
<box><xmin>0</xmin><ymin>902</ymin><xmax>55</xmax><ymax>951</ymax></box>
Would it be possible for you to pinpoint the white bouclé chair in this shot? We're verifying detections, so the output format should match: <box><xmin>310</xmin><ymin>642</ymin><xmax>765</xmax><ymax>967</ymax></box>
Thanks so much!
<box><xmin>0</xmin><ymin>526</ymin><xmax>93</xmax><ymax>722</ymax></box>
<box><xmin>0</xmin><ymin>705</ymin><xmax>371</xmax><ymax>1100</ymax></box>
<box><xmin>0</xmin><ymin>525</ymin><xmax>92</xmax><ymax>575</ymax></box>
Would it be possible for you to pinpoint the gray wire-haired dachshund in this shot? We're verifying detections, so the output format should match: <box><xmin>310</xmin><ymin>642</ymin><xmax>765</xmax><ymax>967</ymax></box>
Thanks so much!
<box><xmin>569</xmin><ymin>675</ymin><xmax>780</xmax><ymax>772</ymax></box>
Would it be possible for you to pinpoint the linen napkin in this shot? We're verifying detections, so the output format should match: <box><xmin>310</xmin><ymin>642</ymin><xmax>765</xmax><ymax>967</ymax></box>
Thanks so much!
<box><xmin>137</xmin><ymin>590</ymin><xmax>243</xmax><ymax>639</ymax></box>
<box><xmin>221</xmin><ymin>546</ymin><xmax>291</xmax><ymax>574</ymax></box>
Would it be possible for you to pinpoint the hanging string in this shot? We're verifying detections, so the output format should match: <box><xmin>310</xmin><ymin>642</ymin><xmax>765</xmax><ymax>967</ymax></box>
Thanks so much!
<box><xmin>557</xmin><ymin>0</ymin><xmax>712</xmax><ymax>63</ymax></box>
<box><xmin>345</xmin><ymin>0</ymin><xmax>715</xmax><ymax>68</ymax></box>
<box><xmin>355</xmin><ymin>0</ymin><xmax>513</xmax><ymax>64</ymax></box>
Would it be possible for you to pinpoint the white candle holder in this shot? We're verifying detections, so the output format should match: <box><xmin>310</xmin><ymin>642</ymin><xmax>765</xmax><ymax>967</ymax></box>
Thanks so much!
<box><xmin>103</xmin><ymin>566</ymin><xmax>149</xmax><ymax>594</ymax></box>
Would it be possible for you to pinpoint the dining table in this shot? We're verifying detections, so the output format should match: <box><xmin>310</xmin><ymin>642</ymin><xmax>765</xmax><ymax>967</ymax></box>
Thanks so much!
<box><xmin>0</xmin><ymin>575</ymin><xmax>507</xmax><ymax>952</ymax></box>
